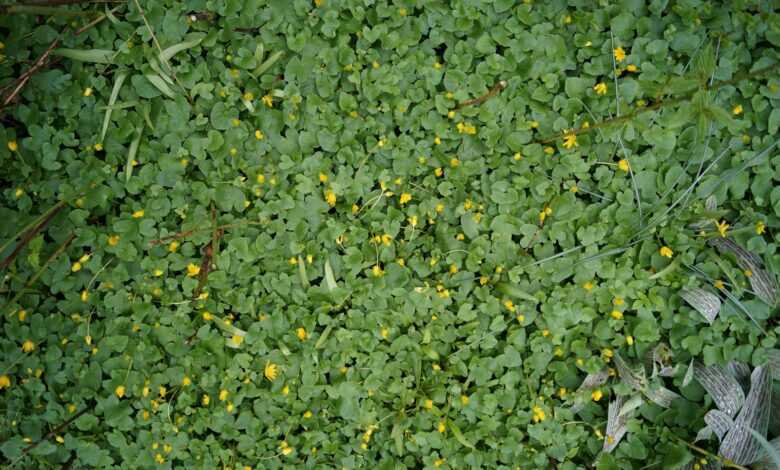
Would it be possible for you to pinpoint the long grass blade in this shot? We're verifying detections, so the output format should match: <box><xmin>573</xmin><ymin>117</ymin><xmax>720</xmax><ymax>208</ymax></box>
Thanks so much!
<box><xmin>101</xmin><ymin>71</ymin><xmax>127</xmax><ymax>143</ymax></box>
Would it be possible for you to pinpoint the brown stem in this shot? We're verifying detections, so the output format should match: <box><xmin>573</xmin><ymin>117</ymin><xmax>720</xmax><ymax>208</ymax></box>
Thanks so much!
<box><xmin>455</xmin><ymin>80</ymin><xmax>507</xmax><ymax>110</ymax></box>
<box><xmin>0</xmin><ymin>203</ymin><xmax>64</xmax><ymax>270</ymax></box>
<box><xmin>536</xmin><ymin>61</ymin><xmax>780</xmax><ymax>145</ymax></box>
<box><xmin>148</xmin><ymin>220</ymin><xmax>262</xmax><ymax>246</ymax></box>
<box><xmin>19</xmin><ymin>407</ymin><xmax>89</xmax><ymax>457</ymax></box>
<box><xmin>1</xmin><ymin>35</ymin><xmax>61</xmax><ymax>109</ymax></box>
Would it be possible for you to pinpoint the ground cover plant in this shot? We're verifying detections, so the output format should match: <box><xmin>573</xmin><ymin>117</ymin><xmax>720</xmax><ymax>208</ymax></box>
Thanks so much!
<box><xmin>1</xmin><ymin>0</ymin><xmax>780</xmax><ymax>468</ymax></box>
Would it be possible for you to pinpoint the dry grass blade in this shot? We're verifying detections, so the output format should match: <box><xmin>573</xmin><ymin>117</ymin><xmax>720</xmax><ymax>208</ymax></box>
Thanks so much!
<box><xmin>725</xmin><ymin>362</ymin><xmax>751</xmax><ymax>392</ymax></box>
<box><xmin>570</xmin><ymin>368</ymin><xmax>609</xmax><ymax>413</ymax></box>
<box><xmin>767</xmin><ymin>349</ymin><xmax>780</xmax><ymax>381</ymax></box>
<box><xmin>680</xmin><ymin>287</ymin><xmax>721</xmax><ymax>324</ymax></box>
<box><xmin>719</xmin><ymin>366</ymin><xmax>772</xmax><ymax>465</ymax></box>
<box><xmin>603</xmin><ymin>395</ymin><xmax>629</xmax><ymax>453</ymax></box>
<box><xmin>694</xmin><ymin>363</ymin><xmax>745</xmax><ymax>417</ymax></box>
<box><xmin>1</xmin><ymin>35</ymin><xmax>61</xmax><ymax>109</ymax></box>
<box><xmin>643</xmin><ymin>384</ymin><xmax>681</xmax><ymax>408</ymax></box>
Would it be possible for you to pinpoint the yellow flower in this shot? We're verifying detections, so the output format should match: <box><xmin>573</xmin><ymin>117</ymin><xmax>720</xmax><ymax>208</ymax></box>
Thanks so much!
<box><xmin>593</xmin><ymin>82</ymin><xmax>607</xmax><ymax>95</ymax></box>
<box><xmin>504</xmin><ymin>300</ymin><xmax>515</xmax><ymax>312</ymax></box>
<box><xmin>434</xmin><ymin>167</ymin><xmax>443</xmax><ymax>177</ymax></box>
<box><xmin>626</xmin><ymin>335</ymin><xmax>634</xmax><ymax>345</ymax></box>
<box><xmin>168</xmin><ymin>240</ymin><xmax>179</xmax><ymax>252</ymax></box>
<box><xmin>434</xmin><ymin>135</ymin><xmax>441</xmax><ymax>145</ymax></box>
<box><xmin>583</xmin><ymin>281</ymin><xmax>594</xmax><ymax>291</ymax></box>
<box><xmin>433</xmin><ymin>61</ymin><xmax>442</xmax><ymax>70</ymax></box>
<box><xmin>186</xmin><ymin>263</ymin><xmax>201</xmax><ymax>277</ymax></box>
<box><xmin>71</xmin><ymin>262</ymin><xmax>82</xmax><ymax>273</ymax></box>
<box><xmin>226</xmin><ymin>402</ymin><xmax>234</xmax><ymax>412</ymax></box>
<box><xmin>155</xmin><ymin>454</ymin><xmax>165</xmax><ymax>464</ymax></box>
<box><xmin>295</xmin><ymin>327</ymin><xmax>307</xmax><ymax>341</ymax></box>
<box><xmin>131</xmin><ymin>209</ymin><xmax>144</xmax><ymax>219</ymax></box>
<box><xmin>115</xmin><ymin>385</ymin><xmax>125</xmax><ymax>398</ymax></box>
<box><xmin>0</xmin><ymin>375</ymin><xmax>11</xmax><ymax>389</ymax></box>
<box><xmin>613</xmin><ymin>297</ymin><xmax>624</xmax><ymax>306</ymax></box>
<box><xmin>447</xmin><ymin>110</ymin><xmax>455</xmax><ymax>119</ymax></box>
<box><xmin>243</xmin><ymin>91</ymin><xmax>254</xmax><ymax>101</ymax></box>
<box><xmin>314</xmin><ymin>0</ymin><xmax>323</xmax><ymax>6</ymax></box>
<box><xmin>532</xmin><ymin>405</ymin><xmax>546</xmax><ymax>423</ymax></box>
<box><xmin>715</xmin><ymin>219</ymin><xmax>729</xmax><ymax>237</ymax></box>
<box><xmin>610</xmin><ymin>310</ymin><xmax>623</xmax><ymax>320</ymax></box>
<box><xmin>158</xmin><ymin>386</ymin><xmax>167</xmax><ymax>398</ymax></box>
<box><xmin>80</xmin><ymin>290</ymin><xmax>89</xmax><ymax>302</ymax></box>
<box><xmin>450</xmin><ymin>157</ymin><xmax>460</xmax><ymax>167</ymax></box>
<box><xmin>372</xmin><ymin>60</ymin><xmax>380</xmax><ymax>69</ymax></box>
<box><xmin>732</xmin><ymin>104</ymin><xmax>743</xmax><ymax>115</ymax></box>
<box><xmin>261</xmin><ymin>94</ymin><xmax>273</xmax><ymax>107</ymax></box>
<box><xmin>516</xmin><ymin>314</ymin><xmax>525</xmax><ymax>323</ymax></box>
<box><xmin>219</xmin><ymin>389</ymin><xmax>229</xmax><ymax>401</ymax></box>
<box><xmin>399</xmin><ymin>193</ymin><xmax>412</xmax><ymax>204</ymax></box>
<box><xmin>614</xmin><ymin>47</ymin><xmax>626</xmax><ymax>62</ymax></box>
<box><xmin>714</xmin><ymin>279</ymin><xmax>725</xmax><ymax>289</ymax></box>
<box><xmin>744</xmin><ymin>269</ymin><xmax>753</xmax><ymax>278</ymax></box>
<box><xmin>432</xmin><ymin>363</ymin><xmax>441</xmax><ymax>371</ymax></box>
<box><xmin>254</xmin><ymin>129</ymin><xmax>265</xmax><ymax>140</ymax></box>
<box><xmin>562</xmin><ymin>132</ymin><xmax>577</xmax><ymax>149</ymax></box>
<box><xmin>399</xmin><ymin>7</ymin><xmax>407</xmax><ymax>16</ymax></box>
<box><xmin>202</xmin><ymin>394</ymin><xmax>210</xmax><ymax>406</ymax></box>
<box><xmin>325</xmin><ymin>190</ymin><xmax>336</xmax><ymax>207</ymax></box>
<box><xmin>264</xmin><ymin>361</ymin><xmax>279</xmax><ymax>381</ymax></box>
<box><xmin>22</xmin><ymin>340</ymin><xmax>35</xmax><ymax>352</ymax></box>
<box><xmin>8</xmin><ymin>140</ymin><xmax>18</xmax><ymax>152</ymax></box>
<box><xmin>591</xmin><ymin>389</ymin><xmax>603</xmax><ymax>401</ymax></box>
<box><xmin>756</xmin><ymin>221</ymin><xmax>766</xmax><ymax>235</ymax></box>
<box><xmin>18</xmin><ymin>310</ymin><xmax>27</xmax><ymax>321</ymax></box>
<box><xmin>542</xmin><ymin>329</ymin><xmax>550</xmax><ymax>337</ymax></box>
<box><xmin>626</xmin><ymin>64</ymin><xmax>639</xmax><ymax>72</ymax></box>
<box><xmin>231</xmin><ymin>334</ymin><xmax>243</xmax><ymax>346</ymax></box>
<box><xmin>618</xmin><ymin>159</ymin><xmax>630</xmax><ymax>172</ymax></box>
<box><xmin>434</xmin><ymin>458</ymin><xmax>446</xmax><ymax>468</ymax></box>
<box><xmin>408</xmin><ymin>215</ymin><xmax>418</xmax><ymax>227</ymax></box>
<box><xmin>437</xmin><ymin>421</ymin><xmax>446</xmax><ymax>433</ymax></box>
<box><xmin>659</xmin><ymin>246</ymin><xmax>673</xmax><ymax>258</ymax></box>
<box><xmin>372</xmin><ymin>264</ymin><xmax>384</xmax><ymax>278</ymax></box>
<box><xmin>202</xmin><ymin>311</ymin><xmax>213</xmax><ymax>321</ymax></box>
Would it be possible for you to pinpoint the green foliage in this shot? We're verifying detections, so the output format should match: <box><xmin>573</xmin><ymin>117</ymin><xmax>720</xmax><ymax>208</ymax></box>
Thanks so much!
<box><xmin>1</xmin><ymin>0</ymin><xmax>779</xmax><ymax>468</ymax></box>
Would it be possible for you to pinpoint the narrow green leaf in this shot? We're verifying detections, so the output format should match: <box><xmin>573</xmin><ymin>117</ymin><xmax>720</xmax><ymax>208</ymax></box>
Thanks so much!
<box><xmin>145</xmin><ymin>73</ymin><xmax>175</xmax><ymax>99</ymax></box>
<box><xmin>297</xmin><ymin>255</ymin><xmax>310</xmax><ymax>288</ymax></box>
<box><xmin>125</xmin><ymin>127</ymin><xmax>142</xmax><ymax>184</ymax></box>
<box><xmin>54</xmin><ymin>48</ymin><xmax>115</xmax><ymax>64</ymax></box>
<box><xmin>160</xmin><ymin>33</ymin><xmax>205</xmax><ymax>63</ymax></box>
<box><xmin>447</xmin><ymin>420</ymin><xmax>475</xmax><ymax>449</ymax></box>
<box><xmin>101</xmin><ymin>71</ymin><xmax>127</xmax><ymax>143</ymax></box>
<box><xmin>324</xmin><ymin>259</ymin><xmax>338</xmax><ymax>291</ymax></box>
<box><xmin>315</xmin><ymin>324</ymin><xmax>333</xmax><ymax>349</ymax></box>
<box><xmin>252</xmin><ymin>50</ymin><xmax>284</xmax><ymax>77</ymax></box>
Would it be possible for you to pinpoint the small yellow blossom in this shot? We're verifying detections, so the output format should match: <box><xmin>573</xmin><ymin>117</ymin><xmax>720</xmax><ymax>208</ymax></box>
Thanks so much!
<box><xmin>744</xmin><ymin>269</ymin><xmax>753</xmax><ymax>278</ymax></box>
<box><xmin>733</xmin><ymin>104</ymin><xmax>743</xmax><ymax>115</ymax></box>
<box><xmin>562</xmin><ymin>133</ymin><xmax>577</xmax><ymax>149</ymax></box>
<box><xmin>295</xmin><ymin>327</ymin><xmax>307</xmax><ymax>341</ymax></box>
<box><xmin>613</xmin><ymin>297</ymin><xmax>624</xmax><ymax>306</ymax></box>
<box><xmin>626</xmin><ymin>64</ymin><xmax>638</xmax><ymax>72</ymax></box>
<box><xmin>618</xmin><ymin>159</ymin><xmax>630</xmax><ymax>172</ymax></box>
<box><xmin>131</xmin><ymin>210</ymin><xmax>144</xmax><ymax>219</ymax></box>
<box><xmin>434</xmin><ymin>135</ymin><xmax>441</xmax><ymax>145</ymax></box>
<box><xmin>756</xmin><ymin>221</ymin><xmax>766</xmax><ymax>235</ymax></box>
<box><xmin>219</xmin><ymin>389</ymin><xmax>229</xmax><ymax>401</ymax></box>
<box><xmin>261</xmin><ymin>94</ymin><xmax>273</xmax><ymax>107</ymax></box>
<box><xmin>186</xmin><ymin>263</ymin><xmax>201</xmax><ymax>277</ymax></box>
<box><xmin>659</xmin><ymin>246</ymin><xmax>673</xmax><ymax>258</ymax></box>
<box><xmin>432</xmin><ymin>363</ymin><xmax>441</xmax><ymax>371</ymax></box>
<box><xmin>399</xmin><ymin>193</ymin><xmax>412</xmax><ymax>204</ymax></box>
<box><xmin>714</xmin><ymin>279</ymin><xmax>725</xmax><ymax>289</ymax></box>
<box><xmin>325</xmin><ymin>190</ymin><xmax>336</xmax><ymax>207</ymax></box>
<box><xmin>231</xmin><ymin>334</ymin><xmax>243</xmax><ymax>346</ymax></box>
<box><xmin>583</xmin><ymin>281</ymin><xmax>594</xmax><ymax>291</ymax></box>
<box><xmin>449</xmin><ymin>264</ymin><xmax>458</xmax><ymax>274</ymax></box>
<box><xmin>591</xmin><ymin>389</ymin><xmax>603</xmax><ymax>401</ymax></box>
<box><xmin>264</xmin><ymin>361</ymin><xmax>279</xmax><ymax>381</ymax></box>
<box><xmin>226</xmin><ymin>402</ymin><xmax>234</xmax><ymax>412</ymax></box>
<box><xmin>715</xmin><ymin>219</ymin><xmax>729</xmax><ymax>237</ymax></box>
<box><xmin>202</xmin><ymin>394</ymin><xmax>210</xmax><ymax>406</ymax></box>
<box><xmin>93</xmin><ymin>143</ymin><xmax>103</xmax><ymax>152</ymax></box>
<box><xmin>0</xmin><ymin>375</ymin><xmax>12</xmax><ymax>389</ymax></box>
<box><xmin>594</xmin><ymin>82</ymin><xmax>607</xmax><ymax>95</ymax></box>
<box><xmin>158</xmin><ymin>386</ymin><xmax>167</xmax><ymax>398</ymax></box>
<box><xmin>450</xmin><ymin>157</ymin><xmax>460</xmax><ymax>167</ymax></box>
<box><xmin>433</xmin><ymin>61</ymin><xmax>442</xmax><ymax>70</ymax></box>
<box><xmin>71</xmin><ymin>262</ymin><xmax>82</xmax><ymax>273</ymax></box>
<box><xmin>155</xmin><ymin>454</ymin><xmax>165</xmax><ymax>464</ymax></box>
<box><xmin>255</xmin><ymin>129</ymin><xmax>265</xmax><ymax>140</ymax></box>
<box><xmin>408</xmin><ymin>215</ymin><xmax>418</xmax><ymax>227</ymax></box>
<box><xmin>614</xmin><ymin>47</ymin><xmax>626</xmax><ymax>62</ymax></box>
<box><xmin>83</xmin><ymin>87</ymin><xmax>93</xmax><ymax>97</ymax></box>
<box><xmin>80</xmin><ymin>290</ymin><xmax>89</xmax><ymax>302</ymax></box>
<box><xmin>115</xmin><ymin>385</ymin><xmax>125</xmax><ymax>398</ymax></box>
<box><xmin>542</xmin><ymin>329</ymin><xmax>550</xmax><ymax>337</ymax></box>
<box><xmin>437</xmin><ymin>421</ymin><xmax>446</xmax><ymax>433</ymax></box>
<box><xmin>610</xmin><ymin>310</ymin><xmax>623</xmax><ymax>320</ymax></box>
<box><xmin>504</xmin><ymin>300</ymin><xmax>516</xmax><ymax>312</ymax></box>
<box><xmin>7</xmin><ymin>141</ymin><xmax>18</xmax><ymax>152</ymax></box>
<box><xmin>18</xmin><ymin>310</ymin><xmax>27</xmax><ymax>321</ymax></box>
<box><xmin>168</xmin><ymin>240</ymin><xmax>179</xmax><ymax>252</ymax></box>
<box><xmin>372</xmin><ymin>60</ymin><xmax>380</xmax><ymax>69</ymax></box>
<box><xmin>626</xmin><ymin>335</ymin><xmax>634</xmax><ymax>345</ymax></box>
<box><xmin>22</xmin><ymin>340</ymin><xmax>35</xmax><ymax>352</ymax></box>
<box><xmin>372</xmin><ymin>264</ymin><xmax>385</xmax><ymax>278</ymax></box>
<box><xmin>532</xmin><ymin>405</ymin><xmax>546</xmax><ymax>423</ymax></box>
<box><xmin>202</xmin><ymin>311</ymin><xmax>213</xmax><ymax>321</ymax></box>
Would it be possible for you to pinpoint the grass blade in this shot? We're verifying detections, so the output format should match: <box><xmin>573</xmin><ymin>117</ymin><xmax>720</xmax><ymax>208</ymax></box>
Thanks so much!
<box><xmin>101</xmin><ymin>71</ymin><xmax>127</xmax><ymax>143</ymax></box>
<box><xmin>324</xmin><ymin>259</ymin><xmax>338</xmax><ymax>291</ymax></box>
<box><xmin>720</xmin><ymin>367</ymin><xmax>772</xmax><ymax>465</ymax></box>
<box><xmin>694</xmin><ymin>363</ymin><xmax>745</xmax><ymax>417</ymax></box>
<box><xmin>145</xmin><ymin>73</ymin><xmax>175</xmax><ymax>98</ymax></box>
<box><xmin>252</xmin><ymin>50</ymin><xmax>283</xmax><ymax>77</ymax></box>
<box><xmin>54</xmin><ymin>48</ymin><xmax>115</xmax><ymax>64</ymax></box>
<box><xmin>447</xmin><ymin>420</ymin><xmax>475</xmax><ymax>449</ymax></box>
<box><xmin>125</xmin><ymin>127</ymin><xmax>142</xmax><ymax>183</ymax></box>
<box><xmin>159</xmin><ymin>33</ymin><xmax>205</xmax><ymax>63</ymax></box>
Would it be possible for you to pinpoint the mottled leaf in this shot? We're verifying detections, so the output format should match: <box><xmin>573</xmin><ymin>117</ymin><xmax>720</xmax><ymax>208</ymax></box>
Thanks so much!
<box><xmin>604</xmin><ymin>395</ymin><xmax>629</xmax><ymax>453</ymax></box>
<box><xmin>680</xmin><ymin>287</ymin><xmax>721</xmax><ymax>324</ymax></box>
<box><xmin>614</xmin><ymin>354</ymin><xmax>646</xmax><ymax>391</ymax></box>
<box><xmin>695</xmin><ymin>425</ymin><xmax>713</xmax><ymax>443</ymax></box>
<box><xmin>767</xmin><ymin>349</ymin><xmax>780</xmax><ymax>380</ymax></box>
<box><xmin>683</xmin><ymin>358</ymin><xmax>695</xmax><ymax>387</ymax></box>
<box><xmin>694</xmin><ymin>363</ymin><xmax>745</xmax><ymax>417</ymax></box>
<box><xmin>720</xmin><ymin>367</ymin><xmax>773</xmax><ymax>465</ymax></box>
<box><xmin>643</xmin><ymin>384</ymin><xmax>681</xmax><ymax>408</ymax></box>
<box><xmin>704</xmin><ymin>409</ymin><xmax>734</xmax><ymax>442</ymax></box>
<box><xmin>754</xmin><ymin>435</ymin><xmax>780</xmax><ymax>470</ymax></box>
<box><xmin>726</xmin><ymin>361</ymin><xmax>751</xmax><ymax>392</ymax></box>
<box><xmin>709</xmin><ymin>238</ymin><xmax>778</xmax><ymax>305</ymax></box>
<box><xmin>618</xmin><ymin>394</ymin><xmax>644</xmax><ymax>417</ymax></box>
